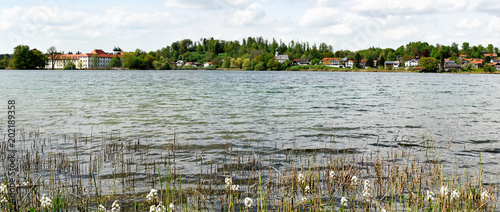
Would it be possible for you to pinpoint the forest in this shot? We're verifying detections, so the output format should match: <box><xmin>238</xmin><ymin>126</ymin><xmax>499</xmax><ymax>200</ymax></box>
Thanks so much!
<box><xmin>1</xmin><ymin>37</ymin><xmax>498</xmax><ymax>72</ymax></box>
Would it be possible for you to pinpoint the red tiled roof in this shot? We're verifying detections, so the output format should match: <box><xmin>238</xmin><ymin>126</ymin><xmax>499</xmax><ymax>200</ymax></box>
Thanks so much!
<box><xmin>484</xmin><ymin>54</ymin><xmax>497</xmax><ymax>57</ymax></box>
<box><xmin>49</xmin><ymin>49</ymin><xmax>122</xmax><ymax>60</ymax></box>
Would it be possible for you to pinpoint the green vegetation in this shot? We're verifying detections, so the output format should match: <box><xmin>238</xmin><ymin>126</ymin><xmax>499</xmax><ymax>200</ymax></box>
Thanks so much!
<box><xmin>0</xmin><ymin>131</ymin><xmax>496</xmax><ymax>211</ymax></box>
<box><xmin>63</xmin><ymin>61</ymin><xmax>76</xmax><ymax>70</ymax></box>
<box><xmin>9</xmin><ymin>45</ymin><xmax>46</xmax><ymax>69</ymax></box>
<box><xmin>2</xmin><ymin>38</ymin><xmax>500</xmax><ymax>72</ymax></box>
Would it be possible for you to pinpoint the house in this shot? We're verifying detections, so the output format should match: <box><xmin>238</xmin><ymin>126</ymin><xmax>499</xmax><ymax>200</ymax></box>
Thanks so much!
<box><xmin>322</xmin><ymin>58</ymin><xmax>343</xmax><ymax>68</ymax></box>
<box><xmin>293</xmin><ymin>59</ymin><xmax>310</xmax><ymax>66</ymax></box>
<box><xmin>45</xmin><ymin>48</ymin><xmax>122</xmax><ymax>69</ymax></box>
<box><xmin>275</xmin><ymin>48</ymin><xmax>289</xmax><ymax>63</ymax></box>
<box><xmin>405</xmin><ymin>59</ymin><xmax>419</xmax><ymax>67</ymax></box>
<box><xmin>176</xmin><ymin>60</ymin><xmax>185</xmax><ymax>67</ymax></box>
<box><xmin>185</xmin><ymin>62</ymin><xmax>193</xmax><ymax>66</ymax></box>
<box><xmin>488</xmin><ymin>62</ymin><xmax>500</xmax><ymax>70</ymax></box>
<box><xmin>461</xmin><ymin>58</ymin><xmax>471</xmax><ymax>65</ymax></box>
<box><xmin>345</xmin><ymin>60</ymin><xmax>355</xmax><ymax>69</ymax></box>
<box><xmin>444</xmin><ymin>63</ymin><xmax>462</xmax><ymax>72</ymax></box>
<box><xmin>384</xmin><ymin>61</ymin><xmax>400</xmax><ymax>69</ymax></box>
<box><xmin>470</xmin><ymin>59</ymin><xmax>484</xmax><ymax>68</ymax></box>
<box><xmin>204</xmin><ymin>62</ymin><xmax>212</xmax><ymax>67</ymax></box>
<box><xmin>484</xmin><ymin>53</ymin><xmax>497</xmax><ymax>58</ymax></box>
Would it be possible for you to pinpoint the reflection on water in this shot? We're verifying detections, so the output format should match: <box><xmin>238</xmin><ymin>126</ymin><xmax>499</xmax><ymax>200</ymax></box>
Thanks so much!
<box><xmin>1</xmin><ymin>70</ymin><xmax>500</xmax><ymax>194</ymax></box>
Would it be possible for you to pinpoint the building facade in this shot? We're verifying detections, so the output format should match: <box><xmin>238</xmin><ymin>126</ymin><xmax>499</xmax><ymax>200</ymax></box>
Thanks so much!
<box><xmin>46</xmin><ymin>49</ymin><xmax>122</xmax><ymax>69</ymax></box>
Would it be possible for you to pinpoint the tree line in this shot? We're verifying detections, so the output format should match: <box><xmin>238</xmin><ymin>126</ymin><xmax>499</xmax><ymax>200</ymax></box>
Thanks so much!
<box><xmin>1</xmin><ymin>39</ymin><xmax>499</xmax><ymax>72</ymax></box>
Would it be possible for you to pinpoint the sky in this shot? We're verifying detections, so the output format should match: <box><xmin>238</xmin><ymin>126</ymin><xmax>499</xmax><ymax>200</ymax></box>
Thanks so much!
<box><xmin>1</xmin><ymin>0</ymin><xmax>500</xmax><ymax>54</ymax></box>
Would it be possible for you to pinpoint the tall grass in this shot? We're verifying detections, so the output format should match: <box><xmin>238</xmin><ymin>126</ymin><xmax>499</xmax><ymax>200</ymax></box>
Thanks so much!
<box><xmin>0</xmin><ymin>128</ymin><xmax>497</xmax><ymax>211</ymax></box>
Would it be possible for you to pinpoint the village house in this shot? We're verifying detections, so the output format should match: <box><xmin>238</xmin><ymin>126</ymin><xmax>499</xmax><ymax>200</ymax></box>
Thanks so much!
<box><xmin>45</xmin><ymin>49</ymin><xmax>122</xmax><ymax>69</ymax></box>
<box><xmin>293</xmin><ymin>59</ymin><xmax>310</xmax><ymax>66</ymax></box>
<box><xmin>176</xmin><ymin>60</ymin><xmax>185</xmax><ymax>67</ymax></box>
<box><xmin>470</xmin><ymin>59</ymin><xmax>484</xmax><ymax>68</ymax></box>
<box><xmin>405</xmin><ymin>59</ymin><xmax>419</xmax><ymax>67</ymax></box>
<box><xmin>274</xmin><ymin>48</ymin><xmax>289</xmax><ymax>63</ymax></box>
<box><xmin>203</xmin><ymin>62</ymin><xmax>212</xmax><ymax>67</ymax></box>
<box><xmin>444</xmin><ymin>60</ymin><xmax>461</xmax><ymax>71</ymax></box>
<box><xmin>384</xmin><ymin>61</ymin><xmax>400</xmax><ymax>69</ymax></box>
<box><xmin>488</xmin><ymin>62</ymin><xmax>500</xmax><ymax>70</ymax></box>
<box><xmin>345</xmin><ymin>60</ymin><xmax>355</xmax><ymax>69</ymax></box>
<box><xmin>322</xmin><ymin>58</ymin><xmax>343</xmax><ymax>68</ymax></box>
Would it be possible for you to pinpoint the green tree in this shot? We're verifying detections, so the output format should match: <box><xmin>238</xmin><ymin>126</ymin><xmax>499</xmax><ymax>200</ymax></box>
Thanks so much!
<box><xmin>242</xmin><ymin>58</ymin><xmax>251</xmax><ymax>70</ymax></box>
<box><xmin>420</xmin><ymin>57</ymin><xmax>438</xmax><ymax>72</ymax></box>
<box><xmin>310</xmin><ymin>59</ymin><xmax>321</xmax><ymax>65</ymax></box>
<box><xmin>63</xmin><ymin>61</ymin><xmax>76</xmax><ymax>70</ymax></box>
<box><xmin>254</xmin><ymin>62</ymin><xmax>265</xmax><ymax>70</ymax></box>
<box><xmin>354</xmin><ymin>52</ymin><xmax>361</xmax><ymax>68</ymax></box>
<box><xmin>377</xmin><ymin>55</ymin><xmax>386</xmax><ymax>68</ymax></box>
<box><xmin>152</xmin><ymin>56</ymin><xmax>171</xmax><ymax>70</ymax></box>
<box><xmin>11</xmin><ymin>45</ymin><xmax>46</xmax><ymax>69</ymax></box>
<box><xmin>483</xmin><ymin>65</ymin><xmax>495</xmax><ymax>73</ymax></box>
<box><xmin>109</xmin><ymin>55</ymin><xmax>121</xmax><ymax>68</ymax></box>
<box><xmin>90</xmin><ymin>54</ymin><xmax>99</xmax><ymax>68</ymax></box>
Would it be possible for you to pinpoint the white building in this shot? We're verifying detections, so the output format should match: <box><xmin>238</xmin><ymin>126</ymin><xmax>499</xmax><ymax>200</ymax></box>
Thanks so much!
<box><xmin>45</xmin><ymin>49</ymin><xmax>122</xmax><ymax>69</ymax></box>
<box><xmin>275</xmin><ymin>48</ymin><xmax>289</xmax><ymax>63</ymax></box>
<box><xmin>405</xmin><ymin>59</ymin><xmax>419</xmax><ymax>67</ymax></box>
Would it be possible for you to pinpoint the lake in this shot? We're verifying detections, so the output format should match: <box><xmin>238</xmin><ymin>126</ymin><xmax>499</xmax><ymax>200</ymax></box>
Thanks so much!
<box><xmin>1</xmin><ymin>69</ymin><xmax>499</xmax><ymax>199</ymax></box>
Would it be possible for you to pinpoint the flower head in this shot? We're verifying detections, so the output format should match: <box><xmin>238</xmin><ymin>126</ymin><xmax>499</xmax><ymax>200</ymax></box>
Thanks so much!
<box><xmin>149</xmin><ymin>205</ymin><xmax>157</xmax><ymax>212</ymax></box>
<box><xmin>111</xmin><ymin>200</ymin><xmax>120</xmax><ymax>212</ymax></box>
<box><xmin>304</xmin><ymin>185</ymin><xmax>310</xmax><ymax>194</ymax></box>
<box><xmin>440</xmin><ymin>185</ymin><xmax>449</xmax><ymax>196</ymax></box>
<box><xmin>146</xmin><ymin>188</ymin><xmax>158</xmax><ymax>202</ymax></box>
<box><xmin>169</xmin><ymin>203</ymin><xmax>175</xmax><ymax>211</ymax></box>
<box><xmin>481</xmin><ymin>190</ymin><xmax>489</xmax><ymax>201</ymax></box>
<box><xmin>362</xmin><ymin>180</ymin><xmax>372</xmax><ymax>200</ymax></box>
<box><xmin>0</xmin><ymin>196</ymin><xmax>7</xmax><ymax>204</ymax></box>
<box><xmin>97</xmin><ymin>204</ymin><xmax>107</xmax><ymax>212</ymax></box>
<box><xmin>300</xmin><ymin>196</ymin><xmax>307</xmax><ymax>203</ymax></box>
<box><xmin>329</xmin><ymin>171</ymin><xmax>335</xmax><ymax>179</ymax></box>
<box><xmin>426</xmin><ymin>190</ymin><xmax>435</xmax><ymax>202</ymax></box>
<box><xmin>156</xmin><ymin>202</ymin><xmax>166</xmax><ymax>212</ymax></box>
<box><xmin>225</xmin><ymin>176</ymin><xmax>233</xmax><ymax>188</ymax></box>
<box><xmin>351</xmin><ymin>176</ymin><xmax>358</xmax><ymax>185</ymax></box>
<box><xmin>341</xmin><ymin>196</ymin><xmax>348</xmax><ymax>207</ymax></box>
<box><xmin>450</xmin><ymin>189</ymin><xmax>460</xmax><ymax>201</ymax></box>
<box><xmin>40</xmin><ymin>194</ymin><xmax>52</xmax><ymax>209</ymax></box>
<box><xmin>244</xmin><ymin>197</ymin><xmax>253</xmax><ymax>208</ymax></box>
<box><xmin>230</xmin><ymin>184</ymin><xmax>239</xmax><ymax>191</ymax></box>
<box><xmin>0</xmin><ymin>183</ymin><xmax>7</xmax><ymax>195</ymax></box>
<box><xmin>297</xmin><ymin>173</ymin><xmax>305</xmax><ymax>184</ymax></box>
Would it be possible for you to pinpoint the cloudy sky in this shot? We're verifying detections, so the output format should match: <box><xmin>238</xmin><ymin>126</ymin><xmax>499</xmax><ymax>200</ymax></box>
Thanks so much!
<box><xmin>1</xmin><ymin>0</ymin><xmax>500</xmax><ymax>54</ymax></box>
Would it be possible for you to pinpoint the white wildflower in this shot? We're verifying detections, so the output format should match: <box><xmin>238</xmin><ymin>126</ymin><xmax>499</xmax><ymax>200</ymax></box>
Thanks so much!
<box><xmin>381</xmin><ymin>207</ymin><xmax>388</xmax><ymax>212</ymax></box>
<box><xmin>21</xmin><ymin>181</ymin><xmax>28</xmax><ymax>187</ymax></box>
<box><xmin>329</xmin><ymin>171</ymin><xmax>335</xmax><ymax>179</ymax></box>
<box><xmin>450</xmin><ymin>189</ymin><xmax>460</xmax><ymax>201</ymax></box>
<box><xmin>341</xmin><ymin>196</ymin><xmax>348</xmax><ymax>207</ymax></box>
<box><xmin>426</xmin><ymin>190</ymin><xmax>435</xmax><ymax>202</ymax></box>
<box><xmin>304</xmin><ymin>186</ymin><xmax>310</xmax><ymax>194</ymax></box>
<box><xmin>0</xmin><ymin>183</ymin><xmax>7</xmax><ymax>194</ymax></box>
<box><xmin>169</xmin><ymin>203</ymin><xmax>174</xmax><ymax>210</ymax></box>
<box><xmin>149</xmin><ymin>205</ymin><xmax>157</xmax><ymax>212</ymax></box>
<box><xmin>481</xmin><ymin>190</ymin><xmax>489</xmax><ymax>201</ymax></box>
<box><xmin>97</xmin><ymin>204</ymin><xmax>107</xmax><ymax>212</ymax></box>
<box><xmin>244</xmin><ymin>197</ymin><xmax>253</xmax><ymax>208</ymax></box>
<box><xmin>111</xmin><ymin>200</ymin><xmax>120</xmax><ymax>212</ymax></box>
<box><xmin>225</xmin><ymin>176</ymin><xmax>233</xmax><ymax>188</ymax></box>
<box><xmin>440</xmin><ymin>185</ymin><xmax>449</xmax><ymax>196</ymax></box>
<box><xmin>146</xmin><ymin>188</ymin><xmax>158</xmax><ymax>202</ymax></box>
<box><xmin>297</xmin><ymin>173</ymin><xmax>305</xmax><ymax>184</ymax></box>
<box><xmin>156</xmin><ymin>202</ymin><xmax>166</xmax><ymax>212</ymax></box>
<box><xmin>363</xmin><ymin>180</ymin><xmax>372</xmax><ymax>200</ymax></box>
<box><xmin>0</xmin><ymin>196</ymin><xmax>7</xmax><ymax>204</ymax></box>
<box><xmin>351</xmin><ymin>176</ymin><xmax>358</xmax><ymax>185</ymax></box>
<box><xmin>40</xmin><ymin>194</ymin><xmax>52</xmax><ymax>209</ymax></box>
<box><xmin>300</xmin><ymin>196</ymin><xmax>307</xmax><ymax>202</ymax></box>
<box><xmin>230</xmin><ymin>184</ymin><xmax>239</xmax><ymax>191</ymax></box>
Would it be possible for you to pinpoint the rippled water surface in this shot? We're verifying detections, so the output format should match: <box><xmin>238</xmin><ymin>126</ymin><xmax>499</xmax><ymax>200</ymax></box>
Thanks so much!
<box><xmin>1</xmin><ymin>69</ymin><xmax>500</xmax><ymax>190</ymax></box>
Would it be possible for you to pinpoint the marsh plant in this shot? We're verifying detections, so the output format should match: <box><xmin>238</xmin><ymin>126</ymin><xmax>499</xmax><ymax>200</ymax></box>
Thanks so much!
<box><xmin>0</xmin><ymin>129</ymin><xmax>498</xmax><ymax>211</ymax></box>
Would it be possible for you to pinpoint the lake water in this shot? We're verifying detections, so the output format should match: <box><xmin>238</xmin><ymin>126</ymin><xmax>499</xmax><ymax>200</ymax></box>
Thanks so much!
<box><xmin>1</xmin><ymin>69</ymin><xmax>500</xmax><ymax>195</ymax></box>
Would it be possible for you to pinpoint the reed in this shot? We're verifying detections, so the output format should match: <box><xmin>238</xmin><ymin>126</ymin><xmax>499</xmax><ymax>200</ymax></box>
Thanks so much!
<box><xmin>0</xmin><ymin>128</ymin><xmax>497</xmax><ymax>211</ymax></box>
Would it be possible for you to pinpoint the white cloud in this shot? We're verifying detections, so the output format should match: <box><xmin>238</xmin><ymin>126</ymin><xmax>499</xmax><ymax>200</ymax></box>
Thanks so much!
<box><xmin>320</xmin><ymin>24</ymin><xmax>354</xmax><ymax>36</ymax></box>
<box><xmin>299</xmin><ymin>7</ymin><xmax>341</xmax><ymax>27</ymax></box>
<box><xmin>381</xmin><ymin>26</ymin><xmax>419</xmax><ymax>40</ymax></box>
<box><xmin>226</xmin><ymin>3</ymin><xmax>265</xmax><ymax>27</ymax></box>
<box><xmin>164</xmin><ymin>0</ymin><xmax>251</xmax><ymax>10</ymax></box>
<box><xmin>456</xmin><ymin>18</ymin><xmax>481</xmax><ymax>29</ymax></box>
